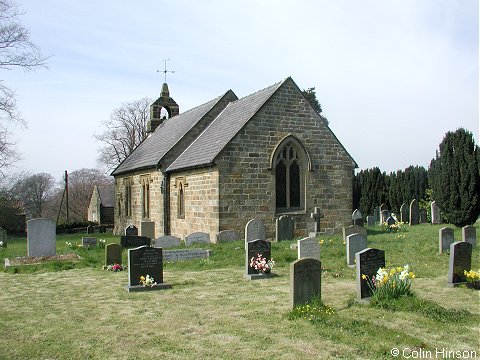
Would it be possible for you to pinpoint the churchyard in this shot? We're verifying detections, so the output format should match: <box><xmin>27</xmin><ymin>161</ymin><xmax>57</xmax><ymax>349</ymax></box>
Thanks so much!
<box><xmin>0</xmin><ymin>222</ymin><xmax>479</xmax><ymax>359</ymax></box>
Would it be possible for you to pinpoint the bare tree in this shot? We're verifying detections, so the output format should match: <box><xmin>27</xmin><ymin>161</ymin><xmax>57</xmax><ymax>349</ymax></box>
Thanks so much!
<box><xmin>0</xmin><ymin>0</ymin><xmax>48</xmax><ymax>174</ymax></box>
<box><xmin>95</xmin><ymin>97</ymin><xmax>151</xmax><ymax>172</ymax></box>
<box><xmin>13</xmin><ymin>172</ymin><xmax>56</xmax><ymax>219</ymax></box>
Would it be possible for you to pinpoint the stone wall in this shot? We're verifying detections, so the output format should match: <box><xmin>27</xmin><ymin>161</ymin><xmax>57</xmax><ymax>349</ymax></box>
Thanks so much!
<box><xmin>87</xmin><ymin>189</ymin><xmax>100</xmax><ymax>223</ymax></box>
<box><xmin>215</xmin><ymin>78</ymin><xmax>355</xmax><ymax>238</ymax></box>
<box><xmin>169</xmin><ymin>167</ymin><xmax>219</xmax><ymax>241</ymax></box>
<box><xmin>113</xmin><ymin>169</ymin><xmax>163</xmax><ymax>237</ymax></box>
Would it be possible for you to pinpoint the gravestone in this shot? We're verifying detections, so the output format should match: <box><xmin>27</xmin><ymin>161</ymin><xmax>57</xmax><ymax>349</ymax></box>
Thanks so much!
<box><xmin>105</xmin><ymin>243</ymin><xmax>122</xmax><ymax>267</ymax></box>
<box><xmin>125</xmin><ymin>225</ymin><xmax>138</xmax><ymax>236</ymax></box>
<box><xmin>120</xmin><ymin>235</ymin><xmax>150</xmax><ymax>248</ymax></box>
<box><xmin>0</xmin><ymin>228</ymin><xmax>6</xmax><ymax>247</ymax></box>
<box><xmin>290</xmin><ymin>258</ymin><xmax>322</xmax><ymax>309</ymax></box>
<box><xmin>245</xmin><ymin>239</ymin><xmax>271</xmax><ymax>279</ymax></box>
<box><xmin>185</xmin><ymin>232</ymin><xmax>210</xmax><ymax>246</ymax></box>
<box><xmin>379</xmin><ymin>203</ymin><xmax>387</xmax><ymax>212</ymax></box>
<box><xmin>447</xmin><ymin>241</ymin><xmax>472</xmax><ymax>287</ymax></box>
<box><xmin>245</xmin><ymin>219</ymin><xmax>266</xmax><ymax>244</ymax></box>
<box><xmin>386</xmin><ymin>216</ymin><xmax>396</xmax><ymax>226</ymax></box>
<box><xmin>342</xmin><ymin>225</ymin><xmax>367</xmax><ymax>242</ymax></box>
<box><xmin>462</xmin><ymin>225</ymin><xmax>476</xmax><ymax>247</ymax></box>
<box><xmin>153</xmin><ymin>235</ymin><xmax>181</xmax><ymax>249</ymax></box>
<box><xmin>380</xmin><ymin>210</ymin><xmax>390</xmax><ymax>224</ymax></box>
<box><xmin>310</xmin><ymin>207</ymin><xmax>323</xmax><ymax>235</ymax></box>
<box><xmin>409</xmin><ymin>199</ymin><xmax>419</xmax><ymax>225</ymax></box>
<box><xmin>352</xmin><ymin>209</ymin><xmax>363</xmax><ymax>226</ymax></box>
<box><xmin>81</xmin><ymin>237</ymin><xmax>97</xmax><ymax>248</ymax></box>
<box><xmin>400</xmin><ymin>203</ymin><xmax>409</xmax><ymax>223</ymax></box>
<box><xmin>419</xmin><ymin>208</ymin><xmax>427</xmax><ymax>223</ymax></box>
<box><xmin>276</xmin><ymin>215</ymin><xmax>294</xmax><ymax>241</ymax></box>
<box><xmin>163</xmin><ymin>249</ymin><xmax>210</xmax><ymax>262</ymax></box>
<box><xmin>297</xmin><ymin>237</ymin><xmax>320</xmax><ymax>261</ymax></box>
<box><xmin>373</xmin><ymin>207</ymin><xmax>380</xmax><ymax>224</ymax></box>
<box><xmin>346</xmin><ymin>233</ymin><xmax>368</xmax><ymax>267</ymax></box>
<box><xmin>216</xmin><ymin>230</ymin><xmax>240</xmax><ymax>243</ymax></box>
<box><xmin>126</xmin><ymin>246</ymin><xmax>172</xmax><ymax>292</ymax></box>
<box><xmin>27</xmin><ymin>218</ymin><xmax>56</xmax><ymax>257</ymax></box>
<box><xmin>356</xmin><ymin>248</ymin><xmax>385</xmax><ymax>300</ymax></box>
<box><xmin>87</xmin><ymin>225</ymin><xmax>94</xmax><ymax>234</ymax></box>
<box><xmin>431</xmin><ymin>201</ymin><xmax>441</xmax><ymax>224</ymax></box>
<box><xmin>366</xmin><ymin>216</ymin><xmax>375</xmax><ymax>227</ymax></box>
<box><xmin>140</xmin><ymin>221</ymin><xmax>155</xmax><ymax>240</ymax></box>
<box><xmin>439</xmin><ymin>227</ymin><xmax>454</xmax><ymax>254</ymax></box>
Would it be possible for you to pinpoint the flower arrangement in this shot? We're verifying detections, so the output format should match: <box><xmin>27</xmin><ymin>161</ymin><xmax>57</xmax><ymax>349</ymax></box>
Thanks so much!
<box><xmin>99</xmin><ymin>239</ymin><xmax>106</xmax><ymax>249</ymax></box>
<box><xmin>139</xmin><ymin>275</ymin><xmax>156</xmax><ymax>287</ymax></box>
<box><xmin>362</xmin><ymin>265</ymin><xmax>415</xmax><ymax>301</ymax></box>
<box><xmin>464</xmin><ymin>269</ymin><xmax>480</xmax><ymax>289</ymax></box>
<box><xmin>66</xmin><ymin>241</ymin><xmax>82</xmax><ymax>250</ymax></box>
<box><xmin>250</xmin><ymin>253</ymin><xmax>275</xmax><ymax>274</ymax></box>
<box><xmin>0</xmin><ymin>241</ymin><xmax>4</xmax><ymax>247</ymax></box>
<box><xmin>383</xmin><ymin>222</ymin><xmax>406</xmax><ymax>233</ymax></box>
<box><xmin>106</xmin><ymin>263</ymin><xmax>124</xmax><ymax>272</ymax></box>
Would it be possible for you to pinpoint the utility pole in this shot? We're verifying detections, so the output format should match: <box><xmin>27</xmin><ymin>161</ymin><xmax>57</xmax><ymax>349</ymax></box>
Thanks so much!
<box><xmin>65</xmin><ymin>170</ymin><xmax>69</xmax><ymax>224</ymax></box>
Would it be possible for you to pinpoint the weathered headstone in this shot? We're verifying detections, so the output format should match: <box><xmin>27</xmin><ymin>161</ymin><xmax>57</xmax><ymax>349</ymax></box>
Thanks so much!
<box><xmin>126</xmin><ymin>246</ymin><xmax>172</xmax><ymax>292</ymax></box>
<box><xmin>379</xmin><ymin>203</ymin><xmax>387</xmax><ymax>212</ymax></box>
<box><xmin>216</xmin><ymin>230</ymin><xmax>240</xmax><ymax>243</ymax></box>
<box><xmin>297</xmin><ymin>237</ymin><xmax>320</xmax><ymax>261</ymax></box>
<box><xmin>380</xmin><ymin>210</ymin><xmax>391</xmax><ymax>224</ymax></box>
<box><xmin>27</xmin><ymin>218</ymin><xmax>56</xmax><ymax>257</ymax></box>
<box><xmin>276</xmin><ymin>215</ymin><xmax>294</xmax><ymax>241</ymax></box>
<box><xmin>310</xmin><ymin>207</ymin><xmax>323</xmax><ymax>235</ymax></box>
<box><xmin>105</xmin><ymin>243</ymin><xmax>122</xmax><ymax>267</ymax></box>
<box><xmin>125</xmin><ymin>225</ymin><xmax>138</xmax><ymax>236</ymax></box>
<box><xmin>81</xmin><ymin>237</ymin><xmax>97</xmax><ymax>248</ymax></box>
<box><xmin>366</xmin><ymin>215</ymin><xmax>375</xmax><ymax>227</ymax></box>
<box><xmin>120</xmin><ymin>235</ymin><xmax>150</xmax><ymax>248</ymax></box>
<box><xmin>400</xmin><ymin>203</ymin><xmax>409</xmax><ymax>223</ymax></box>
<box><xmin>419</xmin><ymin>208</ymin><xmax>427</xmax><ymax>223</ymax></box>
<box><xmin>245</xmin><ymin>219</ymin><xmax>266</xmax><ymax>244</ymax></box>
<box><xmin>140</xmin><ymin>221</ymin><xmax>155</xmax><ymax>240</ymax></box>
<box><xmin>342</xmin><ymin>225</ymin><xmax>367</xmax><ymax>242</ymax></box>
<box><xmin>87</xmin><ymin>225</ymin><xmax>94</xmax><ymax>234</ymax></box>
<box><xmin>462</xmin><ymin>225</ymin><xmax>476</xmax><ymax>247</ymax></box>
<box><xmin>153</xmin><ymin>235</ymin><xmax>181</xmax><ymax>249</ymax></box>
<box><xmin>373</xmin><ymin>207</ymin><xmax>380</xmax><ymax>224</ymax></box>
<box><xmin>245</xmin><ymin>239</ymin><xmax>271</xmax><ymax>279</ymax></box>
<box><xmin>386</xmin><ymin>216</ymin><xmax>396</xmax><ymax>226</ymax></box>
<box><xmin>346</xmin><ymin>233</ymin><xmax>368</xmax><ymax>267</ymax></box>
<box><xmin>356</xmin><ymin>248</ymin><xmax>385</xmax><ymax>300</ymax></box>
<box><xmin>0</xmin><ymin>228</ymin><xmax>6</xmax><ymax>247</ymax></box>
<box><xmin>409</xmin><ymin>199</ymin><xmax>419</xmax><ymax>225</ymax></box>
<box><xmin>431</xmin><ymin>201</ymin><xmax>441</xmax><ymax>225</ymax></box>
<box><xmin>439</xmin><ymin>227</ymin><xmax>454</xmax><ymax>254</ymax></box>
<box><xmin>352</xmin><ymin>209</ymin><xmax>364</xmax><ymax>226</ymax></box>
<box><xmin>447</xmin><ymin>241</ymin><xmax>472</xmax><ymax>287</ymax></box>
<box><xmin>290</xmin><ymin>258</ymin><xmax>321</xmax><ymax>309</ymax></box>
<box><xmin>185</xmin><ymin>232</ymin><xmax>210</xmax><ymax>246</ymax></box>
<box><xmin>163</xmin><ymin>249</ymin><xmax>210</xmax><ymax>262</ymax></box>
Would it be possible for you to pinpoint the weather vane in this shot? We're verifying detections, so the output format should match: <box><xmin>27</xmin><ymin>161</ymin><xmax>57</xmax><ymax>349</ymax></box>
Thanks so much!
<box><xmin>157</xmin><ymin>58</ymin><xmax>175</xmax><ymax>83</ymax></box>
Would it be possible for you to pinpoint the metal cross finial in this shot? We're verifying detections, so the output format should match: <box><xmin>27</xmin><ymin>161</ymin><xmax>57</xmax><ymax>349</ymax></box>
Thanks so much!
<box><xmin>157</xmin><ymin>58</ymin><xmax>175</xmax><ymax>83</ymax></box>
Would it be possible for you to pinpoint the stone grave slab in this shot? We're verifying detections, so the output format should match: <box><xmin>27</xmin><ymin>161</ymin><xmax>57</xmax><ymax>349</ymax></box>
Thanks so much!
<box><xmin>163</xmin><ymin>249</ymin><xmax>210</xmax><ymax>262</ymax></box>
<box><xmin>81</xmin><ymin>237</ymin><xmax>97</xmax><ymax>248</ymax></box>
<box><xmin>297</xmin><ymin>237</ymin><xmax>320</xmax><ymax>261</ymax></box>
<box><xmin>447</xmin><ymin>241</ymin><xmax>472</xmax><ymax>287</ymax></box>
<box><xmin>356</xmin><ymin>248</ymin><xmax>385</xmax><ymax>300</ymax></box>
<box><xmin>216</xmin><ymin>230</ymin><xmax>240</xmax><ymax>243</ymax></box>
<box><xmin>346</xmin><ymin>233</ymin><xmax>368</xmax><ymax>267</ymax></box>
<box><xmin>342</xmin><ymin>225</ymin><xmax>367</xmax><ymax>242</ymax></box>
<box><xmin>153</xmin><ymin>235</ymin><xmax>181</xmax><ymax>249</ymax></box>
<box><xmin>290</xmin><ymin>258</ymin><xmax>321</xmax><ymax>309</ymax></box>
<box><xmin>126</xmin><ymin>246</ymin><xmax>172</xmax><ymax>292</ymax></box>
<box><xmin>462</xmin><ymin>225</ymin><xmax>476</xmax><ymax>247</ymax></box>
<box><xmin>366</xmin><ymin>216</ymin><xmax>375</xmax><ymax>227</ymax></box>
<box><xmin>140</xmin><ymin>221</ymin><xmax>155</xmax><ymax>239</ymax></box>
<box><xmin>276</xmin><ymin>215</ymin><xmax>294</xmax><ymax>241</ymax></box>
<box><xmin>185</xmin><ymin>232</ymin><xmax>210</xmax><ymax>246</ymax></box>
<box><xmin>121</xmin><ymin>235</ymin><xmax>151</xmax><ymax>248</ymax></box>
<box><xmin>439</xmin><ymin>227</ymin><xmax>454</xmax><ymax>254</ymax></box>
<box><xmin>27</xmin><ymin>218</ymin><xmax>56</xmax><ymax>257</ymax></box>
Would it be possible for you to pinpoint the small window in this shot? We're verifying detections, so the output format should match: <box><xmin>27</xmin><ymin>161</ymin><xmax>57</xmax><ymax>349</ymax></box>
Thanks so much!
<box><xmin>141</xmin><ymin>175</ymin><xmax>150</xmax><ymax>219</ymax></box>
<box><xmin>175</xmin><ymin>177</ymin><xmax>187</xmax><ymax>219</ymax></box>
<box><xmin>124</xmin><ymin>178</ymin><xmax>132</xmax><ymax>218</ymax></box>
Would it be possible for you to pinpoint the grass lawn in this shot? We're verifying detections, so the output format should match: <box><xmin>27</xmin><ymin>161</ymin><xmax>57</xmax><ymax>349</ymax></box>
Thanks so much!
<box><xmin>0</xmin><ymin>224</ymin><xmax>479</xmax><ymax>359</ymax></box>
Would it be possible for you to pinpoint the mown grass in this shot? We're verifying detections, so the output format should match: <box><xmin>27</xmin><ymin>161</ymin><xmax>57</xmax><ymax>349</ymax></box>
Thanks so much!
<box><xmin>0</xmin><ymin>223</ymin><xmax>479</xmax><ymax>359</ymax></box>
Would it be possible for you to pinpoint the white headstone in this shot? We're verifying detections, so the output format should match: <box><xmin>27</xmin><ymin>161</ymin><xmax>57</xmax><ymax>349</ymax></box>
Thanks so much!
<box><xmin>245</xmin><ymin>219</ymin><xmax>266</xmax><ymax>243</ymax></box>
<box><xmin>462</xmin><ymin>225</ymin><xmax>476</xmax><ymax>247</ymax></box>
<box><xmin>297</xmin><ymin>237</ymin><xmax>320</xmax><ymax>261</ymax></box>
<box><xmin>27</xmin><ymin>218</ymin><xmax>56</xmax><ymax>257</ymax></box>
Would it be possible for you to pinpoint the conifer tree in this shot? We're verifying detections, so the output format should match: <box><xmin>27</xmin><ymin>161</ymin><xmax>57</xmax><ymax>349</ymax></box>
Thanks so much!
<box><xmin>429</xmin><ymin>128</ymin><xmax>480</xmax><ymax>226</ymax></box>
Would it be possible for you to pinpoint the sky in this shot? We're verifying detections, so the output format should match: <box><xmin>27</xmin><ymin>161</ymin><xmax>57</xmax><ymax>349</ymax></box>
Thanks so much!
<box><xmin>2</xmin><ymin>0</ymin><xmax>479</xmax><ymax>181</ymax></box>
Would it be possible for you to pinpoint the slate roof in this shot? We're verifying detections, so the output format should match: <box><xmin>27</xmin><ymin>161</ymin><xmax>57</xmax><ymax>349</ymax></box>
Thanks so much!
<box><xmin>166</xmin><ymin>79</ymin><xmax>285</xmax><ymax>172</ymax></box>
<box><xmin>111</xmin><ymin>92</ymin><xmax>230</xmax><ymax>176</ymax></box>
<box><xmin>97</xmin><ymin>185</ymin><xmax>115</xmax><ymax>207</ymax></box>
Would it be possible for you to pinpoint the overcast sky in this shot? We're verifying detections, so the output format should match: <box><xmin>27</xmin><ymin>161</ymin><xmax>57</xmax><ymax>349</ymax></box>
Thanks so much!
<box><xmin>3</xmin><ymin>0</ymin><xmax>478</xmax><ymax>180</ymax></box>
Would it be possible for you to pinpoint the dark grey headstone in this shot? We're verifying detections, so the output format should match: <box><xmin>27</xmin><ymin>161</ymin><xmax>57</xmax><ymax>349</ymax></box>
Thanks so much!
<box><xmin>373</xmin><ymin>208</ymin><xmax>380</xmax><ymax>224</ymax></box>
<box><xmin>140</xmin><ymin>221</ymin><xmax>155</xmax><ymax>239</ymax></box>
<box><xmin>352</xmin><ymin>209</ymin><xmax>364</xmax><ymax>226</ymax></box>
<box><xmin>81</xmin><ymin>237</ymin><xmax>97</xmax><ymax>248</ymax></box>
<box><xmin>439</xmin><ymin>227</ymin><xmax>454</xmax><ymax>254</ymax></box>
<box><xmin>356</xmin><ymin>248</ymin><xmax>385</xmax><ymax>299</ymax></box>
<box><xmin>121</xmin><ymin>235</ymin><xmax>151</xmax><ymax>248</ymax></box>
<box><xmin>448</xmin><ymin>241</ymin><xmax>472</xmax><ymax>286</ymax></box>
<box><xmin>245</xmin><ymin>239</ymin><xmax>271</xmax><ymax>275</ymax></box>
<box><xmin>400</xmin><ymin>203</ymin><xmax>409</xmax><ymax>223</ymax></box>
<box><xmin>126</xmin><ymin>246</ymin><xmax>171</xmax><ymax>292</ymax></box>
<box><xmin>153</xmin><ymin>235</ymin><xmax>181</xmax><ymax>249</ymax></box>
<box><xmin>290</xmin><ymin>258</ymin><xmax>321</xmax><ymax>309</ymax></box>
<box><xmin>185</xmin><ymin>232</ymin><xmax>210</xmax><ymax>246</ymax></box>
<box><xmin>366</xmin><ymin>215</ymin><xmax>375</xmax><ymax>227</ymax></box>
<box><xmin>419</xmin><ymin>208</ymin><xmax>427</xmax><ymax>223</ymax></box>
<box><xmin>245</xmin><ymin>219</ymin><xmax>266</xmax><ymax>244</ymax></box>
<box><xmin>462</xmin><ymin>225</ymin><xmax>476</xmax><ymax>247</ymax></box>
<box><xmin>0</xmin><ymin>228</ymin><xmax>6</xmax><ymax>247</ymax></box>
<box><xmin>431</xmin><ymin>201</ymin><xmax>441</xmax><ymax>224</ymax></box>
<box><xmin>379</xmin><ymin>203</ymin><xmax>388</xmax><ymax>212</ymax></box>
<box><xmin>380</xmin><ymin>210</ymin><xmax>391</xmax><ymax>224</ymax></box>
<box><xmin>276</xmin><ymin>215</ymin><xmax>294</xmax><ymax>241</ymax></box>
<box><xmin>346</xmin><ymin>233</ymin><xmax>368</xmax><ymax>267</ymax></box>
<box><xmin>125</xmin><ymin>225</ymin><xmax>138</xmax><ymax>236</ymax></box>
<box><xmin>105</xmin><ymin>243</ymin><xmax>122</xmax><ymax>266</ymax></box>
<box><xmin>27</xmin><ymin>218</ymin><xmax>56</xmax><ymax>257</ymax></box>
<box><xmin>409</xmin><ymin>199</ymin><xmax>419</xmax><ymax>225</ymax></box>
<box><xmin>217</xmin><ymin>230</ymin><xmax>240</xmax><ymax>243</ymax></box>
<box><xmin>87</xmin><ymin>225</ymin><xmax>95</xmax><ymax>234</ymax></box>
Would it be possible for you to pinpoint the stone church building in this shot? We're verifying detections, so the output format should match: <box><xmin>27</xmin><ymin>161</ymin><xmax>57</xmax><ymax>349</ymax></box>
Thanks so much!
<box><xmin>111</xmin><ymin>77</ymin><xmax>357</xmax><ymax>241</ymax></box>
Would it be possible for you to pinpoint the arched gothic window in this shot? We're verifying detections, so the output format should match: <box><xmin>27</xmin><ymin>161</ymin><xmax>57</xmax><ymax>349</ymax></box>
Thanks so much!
<box><xmin>272</xmin><ymin>137</ymin><xmax>310</xmax><ymax>213</ymax></box>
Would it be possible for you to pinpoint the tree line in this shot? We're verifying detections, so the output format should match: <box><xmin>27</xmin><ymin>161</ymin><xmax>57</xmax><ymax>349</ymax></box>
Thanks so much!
<box><xmin>354</xmin><ymin>128</ymin><xmax>480</xmax><ymax>227</ymax></box>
